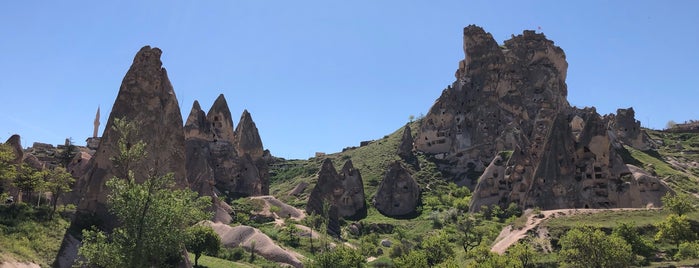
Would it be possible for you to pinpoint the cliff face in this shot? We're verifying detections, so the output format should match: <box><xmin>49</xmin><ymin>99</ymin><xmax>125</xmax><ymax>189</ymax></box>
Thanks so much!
<box><xmin>414</xmin><ymin>25</ymin><xmax>667</xmax><ymax>210</ymax></box>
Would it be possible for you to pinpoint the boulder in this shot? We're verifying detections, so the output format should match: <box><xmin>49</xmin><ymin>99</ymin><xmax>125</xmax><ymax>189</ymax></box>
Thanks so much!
<box><xmin>373</xmin><ymin>161</ymin><xmax>420</xmax><ymax>217</ymax></box>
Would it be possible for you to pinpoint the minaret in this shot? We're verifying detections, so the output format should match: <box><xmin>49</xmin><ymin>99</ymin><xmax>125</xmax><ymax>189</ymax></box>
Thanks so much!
<box><xmin>93</xmin><ymin>106</ymin><xmax>100</xmax><ymax>138</ymax></box>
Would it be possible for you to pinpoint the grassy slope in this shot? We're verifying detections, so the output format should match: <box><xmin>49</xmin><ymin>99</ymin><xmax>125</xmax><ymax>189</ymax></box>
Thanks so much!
<box><xmin>0</xmin><ymin>205</ymin><xmax>71</xmax><ymax>267</ymax></box>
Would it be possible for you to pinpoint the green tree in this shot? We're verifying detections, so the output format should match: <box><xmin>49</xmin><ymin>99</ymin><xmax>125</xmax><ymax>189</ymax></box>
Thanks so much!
<box><xmin>394</xmin><ymin>249</ymin><xmax>428</xmax><ymax>268</ymax></box>
<box><xmin>655</xmin><ymin>214</ymin><xmax>696</xmax><ymax>249</ymax></box>
<box><xmin>306</xmin><ymin>246</ymin><xmax>365</xmax><ymax>268</ymax></box>
<box><xmin>45</xmin><ymin>166</ymin><xmax>74</xmax><ymax>218</ymax></box>
<box><xmin>185</xmin><ymin>225</ymin><xmax>221</xmax><ymax>267</ymax></box>
<box><xmin>507</xmin><ymin>242</ymin><xmax>535</xmax><ymax>268</ymax></box>
<box><xmin>662</xmin><ymin>192</ymin><xmax>697</xmax><ymax>216</ymax></box>
<box><xmin>58</xmin><ymin>138</ymin><xmax>76</xmax><ymax>168</ymax></box>
<box><xmin>613</xmin><ymin>222</ymin><xmax>654</xmax><ymax>259</ymax></box>
<box><xmin>0</xmin><ymin>143</ymin><xmax>18</xmax><ymax>193</ymax></box>
<box><xmin>78</xmin><ymin>118</ymin><xmax>212</xmax><ymax>268</ymax></box>
<box><xmin>559</xmin><ymin>226</ymin><xmax>633</xmax><ymax>268</ymax></box>
<box><xmin>422</xmin><ymin>231</ymin><xmax>454</xmax><ymax>267</ymax></box>
<box><xmin>14</xmin><ymin>163</ymin><xmax>43</xmax><ymax>203</ymax></box>
<box><xmin>456</xmin><ymin>216</ymin><xmax>484</xmax><ymax>253</ymax></box>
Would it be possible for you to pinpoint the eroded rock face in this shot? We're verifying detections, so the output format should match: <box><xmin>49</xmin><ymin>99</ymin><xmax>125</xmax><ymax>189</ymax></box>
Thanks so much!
<box><xmin>74</xmin><ymin>46</ymin><xmax>187</xmax><ymax>221</ymax></box>
<box><xmin>184</xmin><ymin>96</ymin><xmax>269</xmax><ymax>199</ymax></box>
<box><xmin>373</xmin><ymin>161</ymin><xmax>420</xmax><ymax>217</ymax></box>
<box><xmin>414</xmin><ymin>25</ymin><xmax>668</xmax><ymax>211</ymax></box>
<box><xmin>306</xmin><ymin>159</ymin><xmax>367</xmax><ymax>237</ymax></box>
<box><xmin>56</xmin><ymin>46</ymin><xmax>188</xmax><ymax>268</ymax></box>
<box><xmin>397</xmin><ymin>125</ymin><xmax>416</xmax><ymax>161</ymax></box>
<box><xmin>612</xmin><ymin>108</ymin><xmax>652</xmax><ymax>150</ymax></box>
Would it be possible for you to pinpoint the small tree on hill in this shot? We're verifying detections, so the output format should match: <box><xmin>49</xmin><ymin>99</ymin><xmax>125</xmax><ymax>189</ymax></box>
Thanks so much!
<box><xmin>0</xmin><ymin>143</ymin><xmax>18</xmax><ymax>194</ymax></box>
<box><xmin>185</xmin><ymin>224</ymin><xmax>221</xmax><ymax>267</ymax></box>
<box><xmin>45</xmin><ymin>166</ymin><xmax>74</xmax><ymax>218</ymax></box>
<box><xmin>655</xmin><ymin>214</ymin><xmax>696</xmax><ymax>249</ymax></box>
<box><xmin>662</xmin><ymin>192</ymin><xmax>697</xmax><ymax>216</ymax></box>
<box><xmin>560</xmin><ymin>225</ymin><xmax>633</xmax><ymax>268</ymax></box>
<box><xmin>14</xmin><ymin>163</ymin><xmax>43</xmax><ymax>203</ymax></box>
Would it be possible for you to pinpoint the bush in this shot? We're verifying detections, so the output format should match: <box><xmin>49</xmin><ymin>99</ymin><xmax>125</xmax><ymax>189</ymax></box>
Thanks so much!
<box><xmin>218</xmin><ymin>247</ymin><xmax>246</xmax><ymax>261</ymax></box>
<box><xmin>675</xmin><ymin>241</ymin><xmax>699</xmax><ymax>260</ymax></box>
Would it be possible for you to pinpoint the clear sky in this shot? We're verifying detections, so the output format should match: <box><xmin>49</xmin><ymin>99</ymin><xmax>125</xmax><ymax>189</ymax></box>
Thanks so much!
<box><xmin>1</xmin><ymin>1</ymin><xmax>698</xmax><ymax>159</ymax></box>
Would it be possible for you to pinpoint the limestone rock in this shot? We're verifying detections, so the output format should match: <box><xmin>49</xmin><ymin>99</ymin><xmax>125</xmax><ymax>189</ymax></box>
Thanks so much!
<box><xmin>413</xmin><ymin>25</ymin><xmax>669</xmax><ymax>211</ymax></box>
<box><xmin>57</xmin><ymin>46</ymin><xmax>188</xmax><ymax>268</ymax></box>
<box><xmin>235</xmin><ymin>110</ymin><xmax>264</xmax><ymax>159</ymax></box>
<box><xmin>203</xmin><ymin>221</ymin><xmax>303</xmax><ymax>268</ymax></box>
<box><xmin>184</xmin><ymin>96</ymin><xmax>269</xmax><ymax>199</ymax></box>
<box><xmin>373</xmin><ymin>161</ymin><xmax>420</xmax><ymax>217</ymax></box>
<box><xmin>612</xmin><ymin>108</ymin><xmax>651</xmax><ymax>150</ymax></box>
<box><xmin>66</xmin><ymin>151</ymin><xmax>91</xmax><ymax>179</ymax></box>
<box><xmin>396</xmin><ymin>125</ymin><xmax>415</xmax><ymax>159</ymax></box>
<box><xmin>75</xmin><ymin>46</ymin><xmax>187</xmax><ymax>221</ymax></box>
<box><xmin>5</xmin><ymin>135</ymin><xmax>23</xmax><ymax>164</ymax></box>
<box><xmin>306</xmin><ymin>159</ymin><xmax>367</xmax><ymax>236</ymax></box>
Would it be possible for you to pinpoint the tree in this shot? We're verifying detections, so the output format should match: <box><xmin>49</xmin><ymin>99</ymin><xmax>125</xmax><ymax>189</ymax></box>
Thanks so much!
<box><xmin>662</xmin><ymin>192</ymin><xmax>697</xmax><ymax>216</ymax></box>
<box><xmin>13</xmin><ymin>163</ymin><xmax>43</xmax><ymax>203</ymax></box>
<box><xmin>559</xmin><ymin>226</ymin><xmax>633</xmax><ymax>268</ymax></box>
<box><xmin>421</xmin><ymin>231</ymin><xmax>454</xmax><ymax>267</ymax></box>
<box><xmin>394</xmin><ymin>249</ymin><xmax>428</xmax><ymax>268</ymax></box>
<box><xmin>655</xmin><ymin>214</ymin><xmax>696</xmax><ymax>249</ymax></box>
<box><xmin>78</xmin><ymin>118</ymin><xmax>212</xmax><ymax>268</ymax></box>
<box><xmin>58</xmin><ymin>138</ymin><xmax>76</xmax><ymax>168</ymax></box>
<box><xmin>507</xmin><ymin>242</ymin><xmax>535</xmax><ymax>268</ymax></box>
<box><xmin>0</xmin><ymin>143</ymin><xmax>18</xmax><ymax>193</ymax></box>
<box><xmin>613</xmin><ymin>222</ymin><xmax>654</xmax><ymax>259</ymax></box>
<box><xmin>185</xmin><ymin>225</ymin><xmax>221</xmax><ymax>267</ymax></box>
<box><xmin>456</xmin><ymin>216</ymin><xmax>484</xmax><ymax>253</ymax></box>
<box><xmin>306</xmin><ymin>246</ymin><xmax>365</xmax><ymax>268</ymax></box>
<box><xmin>45</xmin><ymin>166</ymin><xmax>74</xmax><ymax>218</ymax></box>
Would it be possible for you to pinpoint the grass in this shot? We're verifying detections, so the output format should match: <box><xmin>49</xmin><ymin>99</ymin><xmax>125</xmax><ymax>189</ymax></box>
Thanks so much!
<box><xmin>0</xmin><ymin>203</ymin><xmax>72</xmax><ymax>267</ymax></box>
<box><xmin>188</xmin><ymin>253</ymin><xmax>257</xmax><ymax>268</ymax></box>
<box><xmin>544</xmin><ymin>209</ymin><xmax>675</xmax><ymax>229</ymax></box>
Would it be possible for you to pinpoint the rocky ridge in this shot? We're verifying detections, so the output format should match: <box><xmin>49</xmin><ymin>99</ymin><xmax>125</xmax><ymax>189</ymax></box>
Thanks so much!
<box><xmin>414</xmin><ymin>25</ymin><xmax>669</xmax><ymax>211</ymax></box>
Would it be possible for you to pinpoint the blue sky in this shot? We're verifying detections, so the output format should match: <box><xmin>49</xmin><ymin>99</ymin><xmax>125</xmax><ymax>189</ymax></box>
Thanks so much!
<box><xmin>1</xmin><ymin>1</ymin><xmax>697</xmax><ymax>159</ymax></box>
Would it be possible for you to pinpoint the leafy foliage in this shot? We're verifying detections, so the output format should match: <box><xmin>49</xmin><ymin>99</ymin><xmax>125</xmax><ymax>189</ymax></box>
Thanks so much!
<box><xmin>78</xmin><ymin>118</ymin><xmax>212</xmax><ymax>268</ymax></box>
<box><xmin>305</xmin><ymin>246</ymin><xmax>365</xmax><ymax>268</ymax></box>
<box><xmin>663</xmin><ymin>192</ymin><xmax>697</xmax><ymax>216</ymax></box>
<box><xmin>559</xmin><ymin>225</ymin><xmax>633</xmax><ymax>268</ymax></box>
<box><xmin>185</xmin><ymin>224</ymin><xmax>221</xmax><ymax>266</ymax></box>
<box><xmin>655</xmin><ymin>214</ymin><xmax>696</xmax><ymax>248</ymax></box>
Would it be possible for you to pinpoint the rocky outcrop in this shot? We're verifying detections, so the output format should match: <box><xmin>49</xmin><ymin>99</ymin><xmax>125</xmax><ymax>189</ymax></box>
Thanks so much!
<box><xmin>203</xmin><ymin>221</ymin><xmax>303</xmax><ymax>268</ymax></box>
<box><xmin>413</xmin><ymin>25</ymin><xmax>668</xmax><ymax>211</ymax></box>
<box><xmin>235</xmin><ymin>110</ymin><xmax>264</xmax><ymax>159</ymax></box>
<box><xmin>74</xmin><ymin>46</ymin><xmax>187</xmax><ymax>221</ymax></box>
<box><xmin>66</xmin><ymin>151</ymin><xmax>91</xmax><ymax>179</ymax></box>
<box><xmin>184</xmin><ymin>96</ymin><xmax>269</xmax><ymax>199</ymax></box>
<box><xmin>612</xmin><ymin>108</ymin><xmax>651</xmax><ymax>150</ymax></box>
<box><xmin>306</xmin><ymin>159</ymin><xmax>367</xmax><ymax>237</ymax></box>
<box><xmin>373</xmin><ymin>161</ymin><xmax>420</xmax><ymax>217</ymax></box>
<box><xmin>56</xmin><ymin>46</ymin><xmax>188</xmax><ymax>268</ymax></box>
<box><xmin>5</xmin><ymin>135</ymin><xmax>23</xmax><ymax>164</ymax></box>
<box><xmin>397</xmin><ymin>125</ymin><xmax>417</xmax><ymax>167</ymax></box>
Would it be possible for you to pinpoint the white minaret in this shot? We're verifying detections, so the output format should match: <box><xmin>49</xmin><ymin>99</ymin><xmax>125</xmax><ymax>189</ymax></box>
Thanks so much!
<box><xmin>93</xmin><ymin>106</ymin><xmax>100</xmax><ymax>138</ymax></box>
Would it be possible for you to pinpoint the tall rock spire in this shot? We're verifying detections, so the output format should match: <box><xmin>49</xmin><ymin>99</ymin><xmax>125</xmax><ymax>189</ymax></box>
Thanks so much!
<box><xmin>92</xmin><ymin>106</ymin><xmax>100</xmax><ymax>138</ymax></box>
<box><xmin>56</xmin><ymin>46</ymin><xmax>188</xmax><ymax>268</ymax></box>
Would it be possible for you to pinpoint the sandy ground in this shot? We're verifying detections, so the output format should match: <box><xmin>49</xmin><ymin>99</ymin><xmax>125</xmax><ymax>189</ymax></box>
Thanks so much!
<box><xmin>490</xmin><ymin>208</ymin><xmax>653</xmax><ymax>254</ymax></box>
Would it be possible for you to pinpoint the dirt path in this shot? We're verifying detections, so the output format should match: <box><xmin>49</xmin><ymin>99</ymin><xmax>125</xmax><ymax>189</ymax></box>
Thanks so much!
<box><xmin>490</xmin><ymin>208</ymin><xmax>652</xmax><ymax>254</ymax></box>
